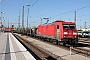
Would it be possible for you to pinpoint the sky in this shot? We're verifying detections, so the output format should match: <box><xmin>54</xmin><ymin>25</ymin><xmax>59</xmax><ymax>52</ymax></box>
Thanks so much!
<box><xmin>0</xmin><ymin>0</ymin><xmax>90</xmax><ymax>29</ymax></box>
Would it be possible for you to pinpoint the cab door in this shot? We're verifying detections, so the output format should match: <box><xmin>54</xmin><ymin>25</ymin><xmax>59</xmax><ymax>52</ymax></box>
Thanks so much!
<box><xmin>56</xmin><ymin>25</ymin><xmax>60</xmax><ymax>40</ymax></box>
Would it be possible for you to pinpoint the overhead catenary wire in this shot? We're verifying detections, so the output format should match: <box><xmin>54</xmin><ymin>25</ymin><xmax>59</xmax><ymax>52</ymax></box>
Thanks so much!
<box><xmin>37</xmin><ymin>6</ymin><xmax>90</xmax><ymax>25</ymax></box>
<box><xmin>40</xmin><ymin>0</ymin><xmax>78</xmax><ymax>17</ymax></box>
<box><xmin>27</xmin><ymin>1</ymin><xmax>89</xmax><ymax>20</ymax></box>
<box><xmin>49</xmin><ymin>6</ymin><xmax>90</xmax><ymax>18</ymax></box>
<box><xmin>25</xmin><ymin>0</ymin><xmax>78</xmax><ymax>20</ymax></box>
<box><xmin>30</xmin><ymin>0</ymin><xmax>38</xmax><ymax>8</ymax></box>
<box><xmin>26</xmin><ymin>0</ymin><xmax>38</xmax><ymax>12</ymax></box>
<box><xmin>61</xmin><ymin>14</ymin><xmax>90</xmax><ymax>20</ymax></box>
<box><xmin>20</xmin><ymin>1</ymin><xmax>90</xmax><ymax>28</ymax></box>
<box><xmin>21</xmin><ymin>0</ymin><xmax>38</xmax><ymax>28</ymax></box>
<box><xmin>24</xmin><ymin>0</ymin><xmax>38</xmax><ymax>18</ymax></box>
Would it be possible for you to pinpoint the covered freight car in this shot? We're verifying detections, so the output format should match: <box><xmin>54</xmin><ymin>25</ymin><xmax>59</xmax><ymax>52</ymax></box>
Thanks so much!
<box><xmin>37</xmin><ymin>21</ymin><xmax>78</xmax><ymax>45</ymax></box>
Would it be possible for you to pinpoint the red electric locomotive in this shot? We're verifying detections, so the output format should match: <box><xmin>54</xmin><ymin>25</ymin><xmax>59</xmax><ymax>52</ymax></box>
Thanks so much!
<box><xmin>37</xmin><ymin>21</ymin><xmax>78</xmax><ymax>45</ymax></box>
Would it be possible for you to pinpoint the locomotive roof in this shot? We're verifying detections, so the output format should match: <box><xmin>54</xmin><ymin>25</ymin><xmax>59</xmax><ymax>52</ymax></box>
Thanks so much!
<box><xmin>41</xmin><ymin>20</ymin><xmax>65</xmax><ymax>26</ymax></box>
<box><xmin>40</xmin><ymin>20</ymin><xmax>75</xmax><ymax>26</ymax></box>
<box><xmin>55</xmin><ymin>20</ymin><xmax>65</xmax><ymax>22</ymax></box>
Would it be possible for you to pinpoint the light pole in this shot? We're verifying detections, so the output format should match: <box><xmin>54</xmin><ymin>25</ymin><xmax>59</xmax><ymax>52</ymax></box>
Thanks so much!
<box><xmin>0</xmin><ymin>12</ymin><xmax>4</xmax><ymax>32</ymax></box>
<box><xmin>1</xmin><ymin>12</ymin><xmax>4</xmax><ymax>27</ymax></box>
<box><xmin>3</xmin><ymin>17</ymin><xmax>5</xmax><ymax>27</ymax></box>
<box><xmin>3</xmin><ymin>17</ymin><xmax>5</xmax><ymax>31</ymax></box>
<box><xmin>25</xmin><ymin>21</ymin><xmax>27</xmax><ymax>28</ymax></box>
<box><xmin>26</xmin><ymin>4</ymin><xmax>30</xmax><ymax>28</ymax></box>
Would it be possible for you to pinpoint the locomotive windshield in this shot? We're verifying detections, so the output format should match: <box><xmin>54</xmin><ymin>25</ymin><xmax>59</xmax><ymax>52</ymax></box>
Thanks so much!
<box><xmin>63</xmin><ymin>24</ymin><xmax>75</xmax><ymax>29</ymax></box>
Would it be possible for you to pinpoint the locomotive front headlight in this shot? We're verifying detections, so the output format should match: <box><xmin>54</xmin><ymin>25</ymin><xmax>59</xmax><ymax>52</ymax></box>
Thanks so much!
<box><xmin>73</xmin><ymin>32</ymin><xmax>77</xmax><ymax>35</ymax></box>
<box><xmin>64</xmin><ymin>32</ymin><xmax>68</xmax><ymax>34</ymax></box>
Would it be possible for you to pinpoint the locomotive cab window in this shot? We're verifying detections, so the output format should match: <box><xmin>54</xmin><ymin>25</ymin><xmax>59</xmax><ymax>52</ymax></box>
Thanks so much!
<box><xmin>63</xmin><ymin>25</ymin><xmax>69</xmax><ymax>29</ymax></box>
<box><xmin>69</xmin><ymin>25</ymin><xmax>75</xmax><ymax>29</ymax></box>
<box><xmin>57</xmin><ymin>25</ymin><xmax>59</xmax><ymax>29</ymax></box>
<box><xmin>63</xmin><ymin>24</ymin><xmax>75</xmax><ymax>29</ymax></box>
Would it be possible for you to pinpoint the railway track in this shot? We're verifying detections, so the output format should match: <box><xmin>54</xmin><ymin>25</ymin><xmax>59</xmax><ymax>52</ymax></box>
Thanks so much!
<box><xmin>69</xmin><ymin>38</ymin><xmax>90</xmax><ymax>58</ymax></box>
<box><xmin>13</xmin><ymin>33</ymin><xmax>63</xmax><ymax>60</ymax></box>
<box><xmin>78</xmin><ymin>37</ymin><xmax>90</xmax><ymax>48</ymax></box>
<box><xmin>13</xmin><ymin>33</ymin><xmax>90</xmax><ymax>59</ymax></box>
<box><xmin>79</xmin><ymin>38</ymin><xmax>90</xmax><ymax>44</ymax></box>
<box><xmin>71</xmin><ymin>47</ymin><xmax>90</xmax><ymax>57</ymax></box>
<box><xmin>33</xmin><ymin>35</ymin><xmax>90</xmax><ymax>58</ymax></box>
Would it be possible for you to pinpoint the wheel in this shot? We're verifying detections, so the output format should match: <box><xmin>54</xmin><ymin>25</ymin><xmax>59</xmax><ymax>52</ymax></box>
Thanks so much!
<box><xmin>60</xmin><ymin>42</ymin><xmax>66</xmax><ymax>46</ymax></box>
<box><xmin>50</xmin><ymin>39</ymin><xmax>53</xmax><ymax>43</ymax></box>
<box><xmin>56</xmin><ymin>40</ymin><xmax>59</xmax><ymax>45</ymax></box>
<box><xmin>74</xmin><ymin>40</ymin><xmax>78</xmax><ymax>44</ymax></box>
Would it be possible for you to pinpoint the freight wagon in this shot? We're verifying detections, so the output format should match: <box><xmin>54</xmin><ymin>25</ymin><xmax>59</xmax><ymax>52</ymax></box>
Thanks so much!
<box><xmin>37</xmin><ymin>21</ymin><xmax>78</xmax><ymax>45</ymax></box>
<box><xmin>5</xmin><ymin>28</ymin><xmax>12</xmax><ymax>32</ymax></box>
